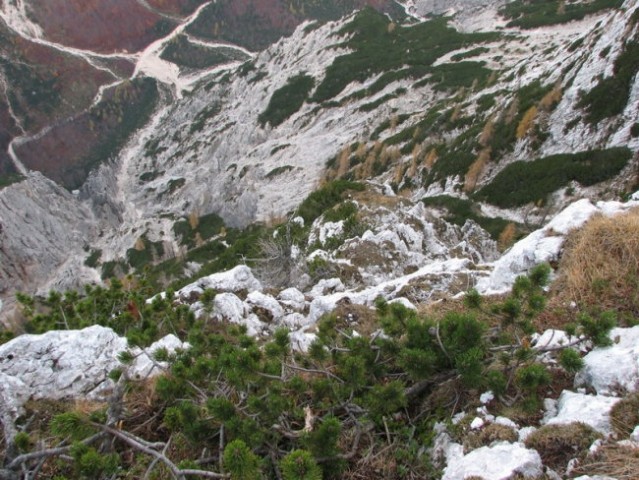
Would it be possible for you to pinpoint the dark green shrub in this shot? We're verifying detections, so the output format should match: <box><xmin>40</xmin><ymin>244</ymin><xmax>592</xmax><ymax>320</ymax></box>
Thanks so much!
<box><xmin>559</xmin><ymin>348</ymin><xmax>584</xmax><ymax>373</ymax></box>
<box><xmin>500</xmin><ymin>0</ymin><xmax>622</xmax><ymax>29</ymax></box>
<box><xmin>266</xmin><ymin>165</ymin><xmax>295</xmax><ymax>178</ymax></box>
<box><xmin>580</xmin><ymin>41</ymin><xmax>639</xmax><ymax>124</ymax></box>
<box><xmin>161</xmin><ymin>34</ymin><xmax>249</xmax><ymax>69</ymax></box>
<box><xmin>476</xmin><ymin>147</ymin><xmax>632</xmax><ymax>207</ymax></box>
<box><xmin>451</xmin><ymin>47</ymin><xmax>490</xmax><ymax>62</ymax></box>
<box><xmin>421</xmin><ymin>195</ymin><xmax>514</xmax><ymax>240</ymax></box>
<box><xmin>223</xmin><ymin>439</ymin><xmax>261</xmax><ymax>480</ymax></box>
<box><xmin>297</xmin><ymin>180</ymin><xmax>365</xmax><ymax>224</ymax></box>
<box><xmin>280</xmin><ymin>450</ymin><xmax>322</xmax><ymax>480</ymax></box>
<box><xmin>84</xmin><ymin>249</ymin><xmax>102</xmax><ymax>268</ymax></box>
<box><xmin>259</xmin><ymin>74</ymin><xmax>315</xmax><ymax>127</ymax></box>
<box><xmin>577</xmin><ymin>310</ymin><xmax>617</xmax><ymax>346</ymax></box>
<box><xmin>515</xmin><ymin>363</ymin><xmax>551</xmax><ymax>409</ymax></box>
<box><xmin>312</xmin><ymin>9</ymin><xmax>498</xmax><ymax>102</ymax></box>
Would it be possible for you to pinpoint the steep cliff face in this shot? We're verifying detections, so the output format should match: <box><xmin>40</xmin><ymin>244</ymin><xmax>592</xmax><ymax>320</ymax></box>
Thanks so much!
<box><xmin>0</xmin><ymin>173</ymin><xmax>98</xmax><ymax>324</ymax></box>
<box><xmin>1</xmin><ymin>0</ymin><xmax>638</xmax><ymax>324</ymax></box>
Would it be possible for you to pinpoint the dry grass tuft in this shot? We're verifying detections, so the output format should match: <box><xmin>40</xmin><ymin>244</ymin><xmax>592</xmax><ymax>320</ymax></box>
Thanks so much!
<box><xmin>73</xmin><ymin>398</ymin><xmax>107</xmax><ymax>416</ymax></box>
<box><xmin>524</xmin><ymin>422</ymin><xmax>601</xmax><ymax>472</ymax></box>
<box><xmin>554</xmin><ymin>208</ymin><xmax>639</xmax><ymax>318</ymax></box>
<box><xmin>331</xmin><ymin>303</ymin><xmax>379</xmax><ymax>337</ymax></box>
<box><xmin>120</xmin><ymin>376</ymin><xmax>167</xmax><ymax>440</ymax></box>
<box><xmin>610</xmin><ymin>393</ymin><xmax>639</xmax><ymax>438</ymax></box>
<box><xmin>463</xmin><ymin>423</ymin><xmax>518</xmax><ymax>452</ymax></box>
<box><xmin>573</xmin><ymin>444</ymin><xmax>639</xmax><ymax>479</ymax></box>
<box><xmin>351</xmin><ymin>190</ymin><xmax>408</xmax><ymax>209</ymax></box>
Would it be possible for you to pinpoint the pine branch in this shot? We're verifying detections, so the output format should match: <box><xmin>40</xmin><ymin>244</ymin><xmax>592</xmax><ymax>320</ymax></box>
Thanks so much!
<box><xmin>6</xmin><ymin>433</ymin><xmax>104</xmax><ymax>470</ymax></box>
<box><xmin>283</xmin><ymin>362</ymin><xmax>345</xmax><ymax>384</ymax></box>
<box><xmin>96</xmin><ymin>424</ymin><xmax>229</xmax><ymax>479</ymax></box>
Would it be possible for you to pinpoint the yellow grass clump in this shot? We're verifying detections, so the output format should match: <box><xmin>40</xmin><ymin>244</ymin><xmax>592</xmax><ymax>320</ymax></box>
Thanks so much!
<box><xmin>556</xmin><ymin>208</ymin><xmax>639</xmax><ymax>315</ymax></box>
<box><xmin>464</xmin><ymin>148</ymin><xmax>491</xmax><ymax>192</ymax></box>
<box><xmin>573</xmin><ymin>444</ymin><xmax>639</xmax><ymax>480</ymax></box>
<box><xmin>516</xmin><ymin>106</ymin><xmax>538</xmax><ymax>139</ymax></box>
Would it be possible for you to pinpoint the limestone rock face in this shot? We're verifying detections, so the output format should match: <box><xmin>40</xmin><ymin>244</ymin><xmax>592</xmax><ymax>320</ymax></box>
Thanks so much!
<box><xmin>0</xmin><ymin>173</ymin><xmax>99</xmax><ymax>324</ymax></box>
<box><xmin>0</xmin><ymin>325</ymin><xmax>188</xmax><ymax>421</ymax></box>
<box><xmin>441</xmin><ymin>441</ymin><xmax>543</xmax><ymax>480</ymax></box>
<box><xmin>576</xmin><ymin>326</ymin><xmax>639</xmax><ymax>395</ymax></box>
<box><xmin>0</xmin><ymin>325</ymin><xmax>127</xmax><ymax>403</ymax></box>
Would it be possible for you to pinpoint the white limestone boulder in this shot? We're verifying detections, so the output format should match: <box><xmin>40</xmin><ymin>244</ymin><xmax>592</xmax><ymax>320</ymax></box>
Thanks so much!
<box><xmin>441</xmin><ymin>441</ymin><xmax>543</xmax><ymax>480</ymax></box>
<box><xmin>278</xmin><ymin>288</ymin><xmax>307</xmax><ymax>311</ymax></box>
<box><xmin>543</xmin><ymin>390</ymin><xmax>620</xmax><ymax>435</ymax></box>
<box><xmin>575</xmin><ymin>326</ymin><xmax>639</xmax><ymax>395</ymax></box>
<box><xmin>213</xmin><ymin>293</ymin><xmax>248</xmax><ymax>323</ymax></box>
<box><xmin>0</xmin><ymin>325</ymin><xmax>188</xmax><ymax>413</ymax></box>
<box><xmin>177</xmin><ymin>265</ymin><xmax>262</xmax><ymax>301</ymax></box>
<box><xmin>246</xmin><ymin>291</ymin><xmax>285</xmax><ymax>321</ymax></box>
<box><xmin>0</xmin><ymin>325</ymin><xmax>126</xmax><ymax>402</ymax></box>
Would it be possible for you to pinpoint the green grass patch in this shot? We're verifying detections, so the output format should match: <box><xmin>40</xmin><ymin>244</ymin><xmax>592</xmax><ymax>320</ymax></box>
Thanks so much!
<box><xmin>258</xmin><ymin>74</ymin><xmax>315</xmax><ymax>127</ymax></box>
<box><xmin>500</xmin><ymin>0</ymin><xmax>623</xmax><ymax>29</ymax></box>
<box><xmin>422</xmin><ymin>195</ymin><xmax>513</xmax><ymax>239</ymax></box>
<box><xmin>297</xmin><ymin>179</ymin><xmax>365</xmax><ymax>224</ymax></box>
<box><xmin>265</xmin><ymin>165</ymin><xmax>295</xmax><ymax>179</ymax></box>
<box><xmin>580</xmin><ymin>41</ymin><xmax>639</xmax><ymax>125</ymax></box>
<box><xmin>476</xmin><ymin>147</ymin><xmax>632</xmax><ymax>207</ymax></box>
<box><xmin>451</xmin><ymin>47</ymin><xmax>490</xmax><ymax>61</ymax></box>
<box><xmin>0</xmin><ymin>173</ymin><xmax>24</xmax><ymax>189</ymax></box>
<box><xmin>84</xmin><ymin>249</ymin><xmax>102</xmax><ymax>268</ymax></box>
<box><xmin>160</xmin><ymin>34</ymin><xmax>249</xmax><ymax>69</ymax></box>
<box><xmin>173</xmin><ymin>212</ymin><xmax>225</xmax><ymax>249</ymax></box>
<box><xmin>428</xmin><ymin>61</ymin><xmax>493</xmax><ymax>91</ymax></box>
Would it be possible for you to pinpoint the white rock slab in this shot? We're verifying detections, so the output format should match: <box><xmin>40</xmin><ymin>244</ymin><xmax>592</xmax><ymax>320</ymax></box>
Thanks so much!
<box><xmin>544</xmin><ymin>390</ymin><xmax>620</xmax><ymax>435</ymax></box>
<box><xmin>246</xmin><ymin>291</ymin><xmax>285</xmax><ymax>321</ymax></box>
<box><xmin>575</xmin><ymin>326</ymin><xmax>639</xmax><ymax>395</ymax></box>
<box><xmin>441</xmin><ymin>442</ymin><xmax>543</xmax><ymax>480</ymax></box>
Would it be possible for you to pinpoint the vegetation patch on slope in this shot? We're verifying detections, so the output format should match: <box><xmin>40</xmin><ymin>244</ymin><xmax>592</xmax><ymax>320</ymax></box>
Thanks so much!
<box><xmin>500</xmin><ymin>0</ymin><xmax>623</xmax><ymax>29</ymax></box>
<box><xmin>0</xmin><ymin>173</ymin><xmax>24</xmax><ymax>190</ymax></box>
<box><xmin>8</xmin><ymin>262</ymin><xmax>624</xmax><ymax>479</ymax></box>
<box><xmin>312</xmin><ymin>8</ymin><xmax>498</xmax><ymax>103</ymax></box>
<box><xmin>475</xmin><ymin>147</ymin><xmax>632</xmax><ymax>207</ymax></box>
<box><xmin>186</xmin><ymin>0</ymin><xmax>405</xmax><ymax>51</ymax></box>
<box><xmin>421</xmin><ymin>195</ymin><xmax>515</xmax><ymax>240</ymax></box>
<box><xmin>580</xmin><ymin>41</ymin><xmax>639</xmax><ymax>125</ymax></box>
<box><xmin>259</xmin><ymin>74</ymin><xmax>315</xmax><ymax>127</ymax></box>
<box><xmin>297</xmin><ymin>179</ymin><xmax>366</xmax><ymax>224</ymax></box>
<box><xmin>160</xmin><ymin>34</ymin><xmax>249</xmax><ymax>70</ymax></box>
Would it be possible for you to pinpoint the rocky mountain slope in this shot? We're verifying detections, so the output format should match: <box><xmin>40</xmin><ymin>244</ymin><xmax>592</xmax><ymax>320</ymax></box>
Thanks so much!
<box><xmin>0</xmin><ymin>0</ymin><xmax>638</xmax><ymax>323</ymax></box>
<box><xmin>2</xmin><ymin>1</ymin><xmax>639</xmax><ymax>477</ymax></box>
